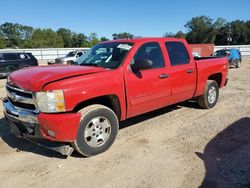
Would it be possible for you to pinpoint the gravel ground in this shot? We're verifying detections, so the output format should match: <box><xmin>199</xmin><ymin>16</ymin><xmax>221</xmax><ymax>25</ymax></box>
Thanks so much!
<box><xmin>0</xmin><ymin>59</ymin><xmax>250</xmax><ymax>188</ymax></box>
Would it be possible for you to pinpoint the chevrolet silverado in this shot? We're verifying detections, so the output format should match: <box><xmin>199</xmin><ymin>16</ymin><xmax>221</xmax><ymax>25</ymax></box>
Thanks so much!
<box><xmin>2</xmin><ymin>38</ymin><xmax>229</xmax><ymax>156</ymax></box>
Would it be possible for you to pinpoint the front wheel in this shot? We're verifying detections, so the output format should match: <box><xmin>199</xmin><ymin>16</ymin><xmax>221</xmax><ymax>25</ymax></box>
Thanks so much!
<box><xmin>66</xmin><ymin>61</ymin><xmax>74</xmax><ymax>65</ymax></box>
<box><xmin>197</xmin><ymin>80</ymin><xmax>219</xmax><ymax>109</ymax></box>
<box><xmin>72</xmin><ymin>104</ymin><xmax>119</xmax><ymax>157</ymax></box>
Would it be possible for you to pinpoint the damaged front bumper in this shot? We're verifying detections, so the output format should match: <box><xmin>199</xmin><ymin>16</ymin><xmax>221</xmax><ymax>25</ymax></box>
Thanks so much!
<box><xmin>3</xmin><ymin>99</ymin><xmax>75</xmax><ymax>156</ymax></box>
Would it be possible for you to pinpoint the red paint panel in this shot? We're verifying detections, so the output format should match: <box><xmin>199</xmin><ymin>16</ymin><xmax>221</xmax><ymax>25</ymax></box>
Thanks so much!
<box><xmin>9</xmin><ymin>65</ymin><xmax>106</xmax><ymax>91</ymax></box>
<box><xmin>37</xmin><ymin>112</ymin><xmax>81</xmax><ymax>142</ymax></box>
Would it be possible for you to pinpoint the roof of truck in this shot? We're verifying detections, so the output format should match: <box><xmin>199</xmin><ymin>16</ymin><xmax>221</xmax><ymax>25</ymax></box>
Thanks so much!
<box><xmin>102</xmin><ymin>37</ymin><xmax>186</xmax><ymax>44</ymax></box>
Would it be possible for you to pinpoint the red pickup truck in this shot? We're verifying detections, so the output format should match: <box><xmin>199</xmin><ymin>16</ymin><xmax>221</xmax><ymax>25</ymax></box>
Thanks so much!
<box><xmin>3</xmin><ymin>38</ymin><xmax>228</xmax><ymax>156</ymax></box>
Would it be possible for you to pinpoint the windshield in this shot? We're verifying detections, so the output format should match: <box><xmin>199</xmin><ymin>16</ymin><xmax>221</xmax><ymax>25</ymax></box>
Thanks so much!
<box><xmin>66</xmin><ymin>51</ymin><xmax>77</xmax><ymax>57</ymax></box>
<box><xmin>76</xmin><ymin>42</ymin><xmax>133</xmax><ymax>69</ymax></box>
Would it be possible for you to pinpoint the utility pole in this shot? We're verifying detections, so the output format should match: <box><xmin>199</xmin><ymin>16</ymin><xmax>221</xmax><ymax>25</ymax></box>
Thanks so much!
<box><xmin>227</xmin><ymin>25</ymin><xmax>232</xmax><ymax>45</ymax></box>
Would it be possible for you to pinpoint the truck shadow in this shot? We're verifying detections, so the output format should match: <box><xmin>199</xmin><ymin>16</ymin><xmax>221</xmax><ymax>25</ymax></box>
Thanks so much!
<box><xmin>120</xmin><ymin>100</ymin><xmax>201</xmax><ymax>129</ymax></box>
<box><xmin>197</xmin><ymin>117</ymin><xmax>250</xmax><ymax>188</ymax></box>
<box><xmin>120</xmin><ymin>104</ymin><xmax>181</xmax><ymax>129</ymax></box>
<box><xmin>0</xmin><ymin>117</ymin><xmax>66</xmax><ymax>158</ymax></box>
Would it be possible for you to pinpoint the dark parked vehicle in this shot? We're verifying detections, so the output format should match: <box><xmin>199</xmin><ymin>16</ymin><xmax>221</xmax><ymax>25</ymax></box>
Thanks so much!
<box><xmin>213</xmin><ymin>49</ymin><xmax>242</xmax><ymax>68</ymax></box>
<box><xmin>0</xmin><ymin>52</ymin><xmax>38</xmax><ymax>77</ymax></box>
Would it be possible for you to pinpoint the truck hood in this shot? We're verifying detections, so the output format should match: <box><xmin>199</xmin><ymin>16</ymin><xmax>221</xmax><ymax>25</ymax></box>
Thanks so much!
<box><xmin>8</xmin><ymin>65</ymin><xmax>106</xmax><ymax>91</ymax></box>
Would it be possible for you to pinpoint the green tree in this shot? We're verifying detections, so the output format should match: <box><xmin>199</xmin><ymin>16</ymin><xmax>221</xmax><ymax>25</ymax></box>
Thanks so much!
<box><xmin>71</xmin><ymin>33</ymin><xmax>88</xmax><ymax>47</ymax></box>
<box><xmin>18</xmin><ymin>25</ymin><xmax>33</xmax><ymax>40</ymax></box>
<box><xmin>185</xmin><ymin>16</ymin><xmax>215</xmax><ymax>43</ymax></box>
<box><xmin>18</xmin><ymin>25</ymin><xmax>34</xmax><ymax>48</ymax></box>
<box><xmin>112</xmin><ymin>32</ymin><xmax>134</xmax><ymax>39</ymax></box>
<box><xmin>0</xmin><ymin>37</ymin><xmax>5</xmax><ymax>48</ymax></box>
<box><xmin>0</xmin><ymin>22</ymin><xmax>21</xmax><ymax>47</ymax></box>
<box><xmin>230</xmin><ymin>20</ymin><xmax>248</xmax><ymax>45</ymax></box>
<box><xmin>88</xmin><ymin>33</ymin><xmax>99</xmax><ymax>47</ymax></box>
<box><xmin>31</xmin><ymin>29</ymin><xmax>63</xmax><ymax>48</ymax></box>
<box><xmin>100</xmin><ymin>37</ymin><xmax>109</xmax><ymax>42</ymax></box>
<box><xmin>57</xmin><ymin>28</ymin><xmax>73</xmax><ymax>47</ymax></box>
<box><xmin>163</xmin><ymin>32</ymin><xmax>175</xmax><ymax>37</ymax></box>
<box><xmin>164</xmin><ymin>31</ymin><xmax>186</xmax><ymax>38</ymax></box>
<box><xmin>246</xmin><ymin>20</ymin><xmax>250</xmax><ymax>44</ymax></box>
<box><xmin>175</xmin><ymin>31</ymin><xmax>186</xmax><ymax>38</ymax></box>
<box><xmin>0</xmin><ymin>22</ymin><xmax>34</xmax><ymax>48</ymax></box>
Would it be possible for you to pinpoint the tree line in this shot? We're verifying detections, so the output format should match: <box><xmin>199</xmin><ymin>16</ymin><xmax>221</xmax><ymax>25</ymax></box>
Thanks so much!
<box><xmin>0</xmin><ymin>22</ymin><xmax>107</xmax><ymax>49</ymax></box>
<box><xmin>164</xmin><ymin>16</ymin><xmax>250</xmax><ymax>45</ymax></box>
<box><xmin>0</xmin><ymin>16</ymin><xmax>250</xmax><ymax>49</ymax></box>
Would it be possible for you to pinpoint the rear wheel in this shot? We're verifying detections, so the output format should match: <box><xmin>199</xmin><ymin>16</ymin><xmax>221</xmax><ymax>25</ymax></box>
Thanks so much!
<box><xmin>236</xmin><ymin>60</ymin><xmax>241</xmax><ymax>68</ymax></box>
<box><xmin>198</xmin><ymin>80</ymin><xmax>219</xmax><ymax>109</ymax></box>
<box><xmin>72</xmin><ymin>104</ymin><xmax>119</xmax><ymax>157</ymax></box>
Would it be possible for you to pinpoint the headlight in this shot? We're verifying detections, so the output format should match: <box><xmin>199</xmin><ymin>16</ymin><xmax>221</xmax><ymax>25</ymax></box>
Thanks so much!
<box><xmin>34</xmin><ymin>90</ymin><xmax>66</xmax><ymax>113</ymax></box>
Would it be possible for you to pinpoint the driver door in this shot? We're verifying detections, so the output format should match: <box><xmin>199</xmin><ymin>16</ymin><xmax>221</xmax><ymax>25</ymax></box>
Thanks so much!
<box><xmin>124</xmin><ymin>42</ymin><xmax>171</xmax><ymax>118</ymax></box>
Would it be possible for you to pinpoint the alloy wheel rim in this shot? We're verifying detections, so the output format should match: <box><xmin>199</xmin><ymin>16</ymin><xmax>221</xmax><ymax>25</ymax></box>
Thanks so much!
<box><xmin>208</xmin><ymin>86</ymin><xmax>217</xmax><ymax>104</ymax></box>
<box><xmin>84</xmin><ymin>116</ymin><xmax>111</xmax><ymax>147</ymax></box>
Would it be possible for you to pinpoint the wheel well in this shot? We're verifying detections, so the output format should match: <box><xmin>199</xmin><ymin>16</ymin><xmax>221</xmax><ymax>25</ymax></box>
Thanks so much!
<box><xmin>73</xmin><ymin>95</ymin><xmax>121</xmax><ymax>120</ymax></box>
<box><xmin>208</xmin><ymin>73</ymin><xmax>222</xmax><ymax>87</ymax></box>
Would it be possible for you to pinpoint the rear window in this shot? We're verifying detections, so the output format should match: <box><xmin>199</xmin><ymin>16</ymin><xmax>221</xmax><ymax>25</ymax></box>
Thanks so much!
<box><xmin>165</xmin><ymin>42</ymin><xmax>190</xmax><ymax>66</ymax></box>
<box><xmin>18</xmin><ymin>53</ymin><xmax>30</xmax><ymax>59</ymax></box>
<box><xmin>3</xmin><ymin>53</ymin><xmax>19</xmax><ymax>61</ymax></box>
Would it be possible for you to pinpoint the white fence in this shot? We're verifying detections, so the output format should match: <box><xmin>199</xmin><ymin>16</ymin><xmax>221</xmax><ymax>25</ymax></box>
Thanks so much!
<box><xmin>0</xmin><ymin>48</ymin><xmax>90</xmax><ymax>60</ymax></box>
<box><xmin>0</xmin><ymin>45</ymin><xmax>250</xmax><ymax>61</ymax></box>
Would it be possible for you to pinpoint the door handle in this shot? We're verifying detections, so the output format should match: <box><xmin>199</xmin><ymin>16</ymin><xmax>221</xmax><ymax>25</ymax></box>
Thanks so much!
<box><xmin>186</xmin><ymin>69</ymin><xmax>193</xmax><ymax>73</ymax></box>
<box><xmin>159</xmin><ymin>73</ymin><xmax>169</xmax><ymax>79</ymax></box>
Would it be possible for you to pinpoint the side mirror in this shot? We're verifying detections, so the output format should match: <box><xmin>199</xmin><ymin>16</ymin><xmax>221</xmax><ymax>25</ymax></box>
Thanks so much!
<box><xmin>76</xmin><ymin>55</ymin><xmax>79</xmax><ymax>58</ymax></box>
<box><xmin>131</xmin><ymin>59</ymin><xmax>152</xmax><ymax>72</ymax></box>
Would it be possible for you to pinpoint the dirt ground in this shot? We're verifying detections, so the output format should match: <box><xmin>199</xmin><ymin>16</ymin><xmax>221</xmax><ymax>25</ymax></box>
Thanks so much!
<box><xmin>0</xmin><ymin>59</ymin><xmax>250</xmax><ymax>188</ymax></box>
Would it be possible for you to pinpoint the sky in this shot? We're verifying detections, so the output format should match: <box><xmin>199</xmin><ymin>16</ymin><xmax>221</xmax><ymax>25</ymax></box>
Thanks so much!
<box><xmin>0</xmin><ymin>0</ymin><xmax>250</xmax><ymax>39</ymax></box>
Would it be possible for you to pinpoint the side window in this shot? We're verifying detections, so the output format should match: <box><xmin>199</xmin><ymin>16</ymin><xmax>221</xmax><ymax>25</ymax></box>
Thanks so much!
<box><xmin>77</xmin><ymin>52</ymin><xmax>83</xmax><ymax>57</ymax></box>
<box><xmin>165</xmin><ymin>42</ymin><xmax>190</xmax><ymax>66</ymax></box>
<box><xmin>3</xmin><ymin>53</ymin><xmax>19</xmax><ymax>61</ymax></box>
<box><xmin>134</xmin><ymin>42</ymin><xmax>165</xmax><ymax>68</ymax></box>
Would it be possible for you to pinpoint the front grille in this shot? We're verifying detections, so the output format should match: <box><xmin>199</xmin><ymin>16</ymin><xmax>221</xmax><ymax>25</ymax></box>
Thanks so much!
<box><xmin>7</xmin><ymin>85</ymin><xmax>33</xmax><ymax>98</ymax></box>
<box><xmin>9</xmin><ymin>100</ymin><xmax>36</xmax><ymax>111</ymax></box>
<box><xmin>6</xmin><ymin>84</ymin><xmax>37</xmax><ymax>111</ymax></box>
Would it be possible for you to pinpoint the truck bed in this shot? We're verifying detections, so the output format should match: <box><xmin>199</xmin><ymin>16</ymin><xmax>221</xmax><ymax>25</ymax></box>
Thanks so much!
<box><xmin>194</xmin><ymin>57</ymin><xmax>229</xmax><ymax>97</ymax></box>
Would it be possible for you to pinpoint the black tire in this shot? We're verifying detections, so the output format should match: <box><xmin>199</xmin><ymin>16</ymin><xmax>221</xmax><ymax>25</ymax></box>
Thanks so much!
<box><xmin>72</xmin><ymin>104</ymin><xmax>119</xmax><ymax>157</ymax></box>
<box><xmin>197</xmin><ymin>80</ymin><xmax>219</xmax><ymax>109</ymax></box>
<box><xmin>236</xmin><ymin>60</ymin><xmax>241</xmax><ymax>68</ymax></box>
<box><xmin>67</xmin><ymin>61</ymin><xmax>74</xmax><ymax>65</ymax></box>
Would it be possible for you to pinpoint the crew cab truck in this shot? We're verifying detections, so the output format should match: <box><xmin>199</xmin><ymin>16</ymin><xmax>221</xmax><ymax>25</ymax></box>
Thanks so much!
<box><xmin>3</xmin><ymin>38</ymin><xmax>229</xmax><ymax>156</ymax></box>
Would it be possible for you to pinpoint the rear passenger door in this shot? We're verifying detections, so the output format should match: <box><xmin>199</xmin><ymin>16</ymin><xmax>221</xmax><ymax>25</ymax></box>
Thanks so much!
<box><xmin>165</xmin><ymin>41</ymin><xmax>196</xmax><ymax>101</ymax></box>
<box><xmin>3</xmin><ymin>53</ymin><xmax>20</xmax><ymax>66</ymax></box>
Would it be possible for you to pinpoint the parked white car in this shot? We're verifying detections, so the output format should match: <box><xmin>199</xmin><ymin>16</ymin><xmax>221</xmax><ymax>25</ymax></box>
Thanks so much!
<box><xmin>50</xmin><ymin>50</ymin><xmax>85</xmax><ymax>65</ymax></box>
